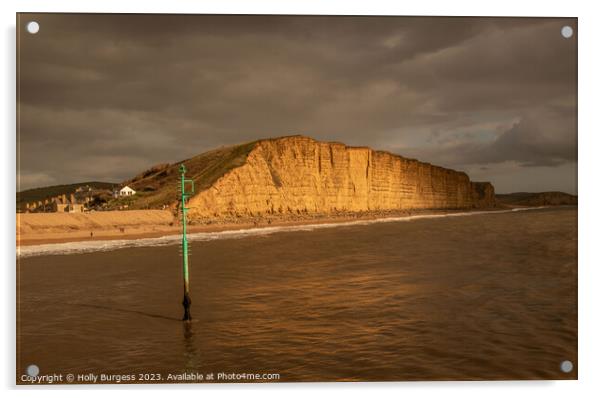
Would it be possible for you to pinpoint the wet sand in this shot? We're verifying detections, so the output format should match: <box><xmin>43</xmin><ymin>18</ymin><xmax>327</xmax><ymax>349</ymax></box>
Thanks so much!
<box><xmin>16</xmin><ymin>207</ymin><xmax>577</xmax><ymax>383</ymax></box>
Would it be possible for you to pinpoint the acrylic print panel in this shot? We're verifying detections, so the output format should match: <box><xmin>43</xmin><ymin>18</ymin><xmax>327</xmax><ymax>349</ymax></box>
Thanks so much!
<box><xmin>16</xmin><ymin>14</ymin><xmax>577</xmax><ymax>384</ymax></box>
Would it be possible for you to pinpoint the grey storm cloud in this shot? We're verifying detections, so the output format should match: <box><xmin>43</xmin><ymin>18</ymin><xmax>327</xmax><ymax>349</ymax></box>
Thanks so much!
<box><xmin>17</xmin><ymin>14</ymin><xmax>577</xmax><ymax>193</ymax></box>
<box><xmin>400</xmin><ymin>109</ymin><xmax>577</xmax><ymax>168</ymax></box>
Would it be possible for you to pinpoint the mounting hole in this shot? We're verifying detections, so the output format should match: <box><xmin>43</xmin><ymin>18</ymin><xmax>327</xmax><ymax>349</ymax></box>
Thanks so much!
<box><xmin>561</xmin><ymin>25</ymin><xmax>573</xmax><ymax>39</ymax></box>
<box><xmin>26</xmin><ymin>21</ymin><xmax>40</xmax><ymax>34</ymax></box>
<box><xmin>26</xmin><ymin>364</ymin><xmax>39</xmax><ymax>377</ymax></box>
<box><xmin>560</xmin><ymin>360</ymin><xmax>573</xmax><ymax>373</ymax></box>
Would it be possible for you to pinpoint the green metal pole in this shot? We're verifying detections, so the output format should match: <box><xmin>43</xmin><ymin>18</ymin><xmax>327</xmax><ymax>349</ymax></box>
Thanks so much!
<box><xmin>180</xmin><ymin>164</ymin><xmax>192</xmax><ymax>321</ymax></box>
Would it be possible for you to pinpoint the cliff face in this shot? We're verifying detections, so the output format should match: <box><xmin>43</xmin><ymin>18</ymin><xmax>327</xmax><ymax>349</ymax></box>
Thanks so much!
<box><xmin>187</xmin><ymin>136</ymin><xmax>495</xmax><ymax>219</ymax></box>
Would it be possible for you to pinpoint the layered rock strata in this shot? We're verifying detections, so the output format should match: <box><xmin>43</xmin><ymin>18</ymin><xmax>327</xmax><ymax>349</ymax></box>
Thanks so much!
<box><xmin>187</xmin><ymin>136</ymin><xmax>495</xmax><ymax>219</ymax></box>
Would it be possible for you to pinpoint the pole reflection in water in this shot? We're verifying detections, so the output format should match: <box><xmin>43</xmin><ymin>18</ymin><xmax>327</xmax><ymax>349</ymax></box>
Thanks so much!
<box><xmin>183</xmin><ymin>321</ymin><xmax>200</xmax><ymax>372</ymax></box>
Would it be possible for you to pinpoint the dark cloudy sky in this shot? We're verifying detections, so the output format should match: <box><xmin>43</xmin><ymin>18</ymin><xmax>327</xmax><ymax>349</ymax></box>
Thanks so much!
<box><xmin>17</xmin><ymin>14</ymin><xmax>577</xmax><ymax>193</ymax></box>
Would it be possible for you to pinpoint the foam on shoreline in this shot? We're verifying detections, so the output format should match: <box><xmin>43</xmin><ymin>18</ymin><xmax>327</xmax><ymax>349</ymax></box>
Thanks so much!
<box><xmin>17</xmin><ymin>207</ymin><xmax>551</xmax><ymax>258</ymax></box>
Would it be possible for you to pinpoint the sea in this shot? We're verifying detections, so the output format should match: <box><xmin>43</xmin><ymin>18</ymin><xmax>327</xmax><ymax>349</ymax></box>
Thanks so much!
<box><xmin>17</xmin><ymin>206</ymin><xmax>577</xmax><ymax>382</ymax></box>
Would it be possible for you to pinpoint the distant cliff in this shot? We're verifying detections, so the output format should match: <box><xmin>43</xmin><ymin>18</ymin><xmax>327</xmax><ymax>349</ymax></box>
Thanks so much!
<box><xmin>174</xmin><ymin>136</ymin><xmax>496</xmax><ymax>220</ymax></box>
<box><xmin>496</xmin><ymin>192</ymin><xmax>577</xmax><ymax>207</ymax></box>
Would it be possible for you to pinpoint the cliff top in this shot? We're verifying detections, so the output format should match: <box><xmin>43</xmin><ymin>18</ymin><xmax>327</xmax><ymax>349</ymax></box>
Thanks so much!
<box><xmin>256</xmin><ymin>134</ymin><xmax>401</xmax><ymax>156</ymax></box>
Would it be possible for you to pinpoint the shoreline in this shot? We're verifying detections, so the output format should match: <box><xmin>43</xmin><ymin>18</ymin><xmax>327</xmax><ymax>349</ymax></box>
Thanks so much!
<box><xmin>15</xmin><ymin>205</ymin><xmax>549</xmax><ymax>248</ymax></box>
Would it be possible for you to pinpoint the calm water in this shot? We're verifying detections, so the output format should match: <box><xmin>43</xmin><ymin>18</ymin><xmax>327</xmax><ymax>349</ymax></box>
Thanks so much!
<box><xmin>17</xmin><ymin>207</ymin><xmax>577</xmax><ymax>383</ymax></box>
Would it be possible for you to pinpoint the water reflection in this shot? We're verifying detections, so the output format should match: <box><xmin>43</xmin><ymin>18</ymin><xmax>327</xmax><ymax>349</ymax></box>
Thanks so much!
<box><xmin>183</xmin><ymin>321</ymin><xmax>200</xmax><ymax>372</ymax></box>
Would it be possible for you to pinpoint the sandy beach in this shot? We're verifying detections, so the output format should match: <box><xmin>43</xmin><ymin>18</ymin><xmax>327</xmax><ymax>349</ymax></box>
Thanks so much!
<box><xmin>16</xmin><ymin>207</ymin><xmax>513</xmax><ymax>247</ymax></box>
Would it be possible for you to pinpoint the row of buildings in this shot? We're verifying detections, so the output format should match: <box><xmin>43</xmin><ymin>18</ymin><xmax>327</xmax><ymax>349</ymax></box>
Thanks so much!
<box><xmin>22</xmin><ymin>185</ymin><xmax>137</xmax><ymax>213</ymax></box>
<box><xmin>25</xmin><ymin>193</ymin><xmax>86</xmax><ymax>213</ymax></box>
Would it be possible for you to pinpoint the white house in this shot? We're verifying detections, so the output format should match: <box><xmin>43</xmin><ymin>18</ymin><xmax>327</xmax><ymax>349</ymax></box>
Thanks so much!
<box><xmin>113</xmin><ymin>185</ymin><xmax>136</xmax><ymax>198</ymax></box>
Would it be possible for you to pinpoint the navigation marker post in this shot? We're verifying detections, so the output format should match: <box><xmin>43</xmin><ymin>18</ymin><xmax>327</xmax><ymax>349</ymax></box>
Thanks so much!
<box><xmin>179</xmin><ymin>164</ymin><xmax>195</xmax><ymax>321</ymax></box>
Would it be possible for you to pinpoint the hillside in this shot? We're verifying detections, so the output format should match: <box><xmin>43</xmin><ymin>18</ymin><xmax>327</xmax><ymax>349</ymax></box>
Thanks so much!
<box><xmin>496</xmin><ymin>192</ymin><xmax>577</xmax><ymax>207</ymax></box>
<box><xmin>120</xmin><ymin>136</ymin><xmax>496</xmax><ymax>219</ymax></box>
<box><xmin>122</xmin><ymin>140</ymin><xmax>258</xmax><ymax>209</ymax></box>
<box><xmin>16</xmin><ymin>181</ymin><xmax>115</xmax><ymax>211</ymax></box>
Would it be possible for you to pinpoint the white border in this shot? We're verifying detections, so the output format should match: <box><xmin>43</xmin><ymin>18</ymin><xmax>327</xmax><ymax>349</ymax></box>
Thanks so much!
<box><xmin>3</xmin><ymin>1</ymin><xmax>602</xmax><ymax>397</ymax></box>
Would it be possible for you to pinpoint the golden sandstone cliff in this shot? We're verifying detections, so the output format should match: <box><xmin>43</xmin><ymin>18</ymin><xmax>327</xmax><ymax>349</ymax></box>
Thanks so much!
<box><xmin>184</xmin><ymin>136</ymin><xmax>495</xmax><ymax>220</ymax></box>
<box><xmin>17</xmin><ymin>136</ymin><xmax>497</xmax><ymax>244</ymax></box>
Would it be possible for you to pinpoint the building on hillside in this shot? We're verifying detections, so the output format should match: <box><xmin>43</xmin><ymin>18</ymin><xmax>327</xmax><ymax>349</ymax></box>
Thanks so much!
<box><xmin>75</xmin><ymin>185</ymin><xmax>93</xmax><ymax>193</ymax></box>
<box><xmin>70</xmin><ymin>203</ymin><xmax>84</xmax><ymax>212</ymax></box>
<box><xmin>53</xmin><ymin>202</ymin><xmax>69</xmax><ymax>212</ymax></box>
<box><xmin>50</xmin><ymin>193</ymin><xmax>84</xmax><ymax>213</ymax></box>
<box><xmin>113</xmin><ymin>185</ymin><xmax>136</xmax><ymax>198</ymax></box>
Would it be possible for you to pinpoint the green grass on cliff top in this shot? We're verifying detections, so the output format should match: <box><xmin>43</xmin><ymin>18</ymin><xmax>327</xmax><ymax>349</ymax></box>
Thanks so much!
<box><xmin>126</xmin><ymin>140</ymin><xmax>258</xmax><ymax>209</ymax></box>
